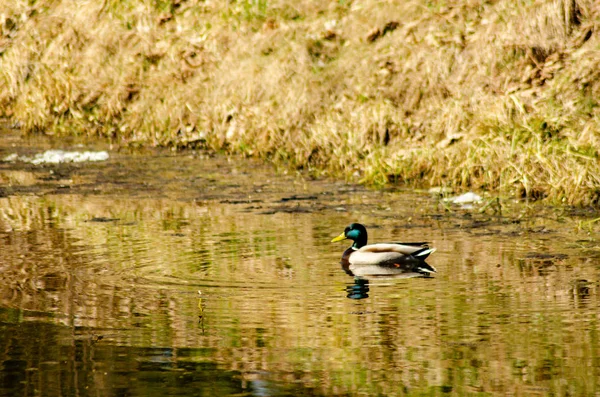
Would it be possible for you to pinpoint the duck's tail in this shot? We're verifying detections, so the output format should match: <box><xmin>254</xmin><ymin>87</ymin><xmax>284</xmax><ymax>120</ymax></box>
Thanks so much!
<box><xmin>414</xmin><ymin>247</ymin><xmax>436</xmax><ymax>260</ymax></box>
<box><xmin>413</xmin><ymin>248</ymin><xmax>437</xmax><ymax>273</ymax></box>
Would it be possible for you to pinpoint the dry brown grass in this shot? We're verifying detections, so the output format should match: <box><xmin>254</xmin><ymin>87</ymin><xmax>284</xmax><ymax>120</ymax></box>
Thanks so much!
<box><xmin>1</xmin><ymin>0</ymin><xmax>599</xmax><ymax>204</ymax></box>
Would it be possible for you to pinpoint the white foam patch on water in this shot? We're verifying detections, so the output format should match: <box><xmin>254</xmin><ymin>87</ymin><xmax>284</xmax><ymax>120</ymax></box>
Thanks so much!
<box><xmin>3</xmin><ymin>150</ymin><xmax>109</xmax><ymax>164</ymax></box>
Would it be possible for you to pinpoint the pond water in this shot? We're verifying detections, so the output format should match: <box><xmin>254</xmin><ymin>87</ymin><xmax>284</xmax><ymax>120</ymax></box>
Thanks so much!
<box><xmin>1</xmin><ymin>130</ymin><xmax>600</xmax><ymax>396</ymax></box>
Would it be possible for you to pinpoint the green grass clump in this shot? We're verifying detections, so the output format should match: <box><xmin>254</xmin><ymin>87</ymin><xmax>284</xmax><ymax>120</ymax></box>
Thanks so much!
<box><xmin>1</xmin><ymin>0</ymin><xmax>599</xmax><ymax>204</ymax></box>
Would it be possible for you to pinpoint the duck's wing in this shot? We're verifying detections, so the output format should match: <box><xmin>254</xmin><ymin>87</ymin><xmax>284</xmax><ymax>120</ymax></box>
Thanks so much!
<box><xmin>356</xmin><ymin>243</ymin><xmax>437</xmax><ymax>263</ymax></box>
<box><xmin>358</xmin><ymin>243</ymin><xmax>428</xmax><ymax>255</ymax></box>
<box><xmin>388</xmin><ymin>241</ymin><xmax>430</xmax><ymax>247</ymax></box>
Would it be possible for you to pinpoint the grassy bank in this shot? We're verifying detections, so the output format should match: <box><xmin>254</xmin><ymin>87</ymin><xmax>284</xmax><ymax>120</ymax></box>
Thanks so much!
<box><xmin>1</xmin><ymin>0</ymin><xmax>599</xmax><ymax>204</ymax></box>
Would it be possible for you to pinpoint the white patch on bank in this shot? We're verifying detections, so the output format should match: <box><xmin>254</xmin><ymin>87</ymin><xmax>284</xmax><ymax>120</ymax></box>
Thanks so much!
<box><xmin>446</xmin><ymin>191</ymin><xmax>482</xmax><ymax>204</ymax></box>
<box><xmin>3</xmin><ymin>150</ymin><xmax>109</xmax><ymax>164</ymax></box>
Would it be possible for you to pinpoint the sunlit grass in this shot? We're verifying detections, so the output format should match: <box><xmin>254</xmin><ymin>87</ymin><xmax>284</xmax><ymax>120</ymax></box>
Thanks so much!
<box><xmin>0</xmin><ymin>0</ymin><xmax>599</xmax><ymax>204</ymax></box>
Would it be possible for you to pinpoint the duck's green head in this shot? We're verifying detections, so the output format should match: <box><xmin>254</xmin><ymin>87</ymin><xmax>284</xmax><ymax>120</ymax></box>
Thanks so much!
<box><xmin>331</xmin><ymin>223</ymin><xmax>368</xmax><ymax>249</ymax></box>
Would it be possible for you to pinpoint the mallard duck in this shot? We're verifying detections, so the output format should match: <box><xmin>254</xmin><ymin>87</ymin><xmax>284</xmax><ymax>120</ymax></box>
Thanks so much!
<box><xmin>331</xmin><ymin>223</ymin><xmax>436</xmax><ymax>276</ymax></box>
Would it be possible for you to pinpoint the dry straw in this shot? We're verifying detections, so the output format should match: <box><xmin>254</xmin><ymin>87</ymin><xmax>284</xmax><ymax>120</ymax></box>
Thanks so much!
<box><xmin>1</xmin><ymin>0</ymin><xmax>599</xmax><ymax>204</ymax></box>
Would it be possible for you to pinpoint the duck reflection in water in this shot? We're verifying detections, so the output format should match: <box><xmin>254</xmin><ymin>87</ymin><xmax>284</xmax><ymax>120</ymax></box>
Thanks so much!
<box><xmin>332</xmin><ymin>223</ymin><xmax>437</xmax><ymax>299</ymax></box>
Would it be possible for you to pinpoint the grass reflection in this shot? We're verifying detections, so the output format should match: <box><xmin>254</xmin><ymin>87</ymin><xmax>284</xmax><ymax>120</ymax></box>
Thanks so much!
<box><xmin>0</xmin><ymin>192</ymin><xmax>600</xmax><ymax>395</ymax></box>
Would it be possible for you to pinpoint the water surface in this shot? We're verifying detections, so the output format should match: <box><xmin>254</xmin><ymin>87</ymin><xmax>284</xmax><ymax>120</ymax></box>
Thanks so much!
<box><xmin>1</xmin><ymin>131</ymin><xmax>600</xmax><ymax>396</ymax></box>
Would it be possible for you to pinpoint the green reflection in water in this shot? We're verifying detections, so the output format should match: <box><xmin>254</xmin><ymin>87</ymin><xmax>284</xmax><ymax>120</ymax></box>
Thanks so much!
<box><xmin>0</xmin><ymin>308</ymin><xmax>329</xmax><ymax>396</ymax></box>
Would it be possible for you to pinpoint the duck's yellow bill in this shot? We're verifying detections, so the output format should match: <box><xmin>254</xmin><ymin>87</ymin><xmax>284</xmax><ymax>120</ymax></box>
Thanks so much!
<box><xmin>331</xmin><ymin>232</ymin><xmax>347</xmax><ymax>243</ymax></box>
